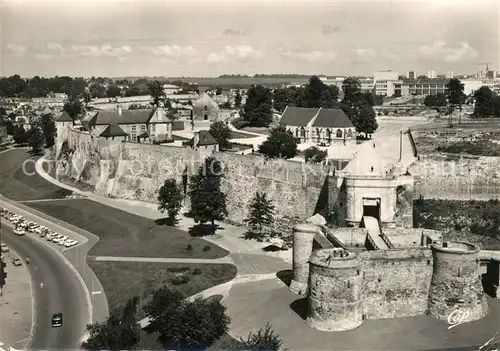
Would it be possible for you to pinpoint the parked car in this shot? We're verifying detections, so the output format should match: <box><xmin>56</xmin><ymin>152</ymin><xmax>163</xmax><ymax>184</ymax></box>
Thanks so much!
<box><xmin>13</xmin><ymin>229</ymin><xmax>26</xmax><ymax>236</ymax></box>
<box><xmin>64</xmin><ymin>240</ymin><xmax>78</xmax><ymax>248</ymax></box>
<box><xmin>54</xmin><ymin>236</ymin><xmax>68</xmax><ymax>244</ymax></box>
<box><xmin>0</xmin><ymin>244</ymin><xmax>9</xmax><ymax>253</ymax></box>
<box><xmin>12</xmin><ymin>257</ymin><xmax>22</xmax><ymax>266</ymax></box>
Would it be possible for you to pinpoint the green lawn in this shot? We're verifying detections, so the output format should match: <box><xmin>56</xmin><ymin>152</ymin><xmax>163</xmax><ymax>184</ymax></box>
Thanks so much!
<box><xmin>241</xmin><ymin>127</ymin><xmax>271</xmax><ymax>136</ymax></box>
<box><xmin>230</xmin><ymin>130</ymin><xmax>265</xmax><ymax>139</ymax></box>
<box><xmin>0</xmin><ymin>149</ymin><xmax>72</xmax><ymax>201</ymax></box>
<box><xmin>88</xmin><ymin>261</ymin><xmax>241</xmax><ymax>350</ymax></box>
<box><xmin>26</xmin><ymin>199</ymin><xmax>229</xmax><ymax>259</ymax></box>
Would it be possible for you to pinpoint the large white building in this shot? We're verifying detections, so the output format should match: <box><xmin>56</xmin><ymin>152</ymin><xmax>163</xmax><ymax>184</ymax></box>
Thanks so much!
<box><xmin>462</xmin><ymin>78</ymin><xmax>500</xmax><ymax>95</ymax></box>
<box><xmin>427</xmin><ymin>70</ymin><xmax>438</xmax><ymax>79</ymax></box>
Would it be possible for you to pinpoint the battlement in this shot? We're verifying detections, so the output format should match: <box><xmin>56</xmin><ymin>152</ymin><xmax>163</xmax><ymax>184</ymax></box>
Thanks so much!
<box><xmin>431</xmin><ymin>241</ymin><xmax>479</xmax><ymax>254</ymax></box>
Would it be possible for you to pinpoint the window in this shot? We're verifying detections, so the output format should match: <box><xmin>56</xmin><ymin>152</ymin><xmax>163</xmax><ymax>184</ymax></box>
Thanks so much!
<box><xmin>131</xmin><ymin>134</ymin><xmax>137</xmax><ymax>141</ymax></box>
<box><xmin>151</xmin><ymin>124</ymin><xmax>156</xmax><ymax>132</ymax></box>
<box><xmin>204</xmin><ymin>114</ymin><xmax>208</xmax><ymax>120</ymax></box>
<box><xmin>131</xmin><ymin>125</ymin><xmax>137</xmax><ymax>132</ymax></box>
<box><xmin>140</xmin><ymin>124</ymin><xmax>146</xmax><ymax>131</ymax></box>
<box><xmin>204</xmin><ymin>105</ymin><xmax>208</xmax><ymax>111</ymax></box>
<box><xmin>336</xmin><ymin>129</ymin><xmax>343</xmax><ymax>138</ymax></box>
<box><xmin>347</xmin><ymin>129</ymin><xmax>353</xmax><ymax>138</ymax></box>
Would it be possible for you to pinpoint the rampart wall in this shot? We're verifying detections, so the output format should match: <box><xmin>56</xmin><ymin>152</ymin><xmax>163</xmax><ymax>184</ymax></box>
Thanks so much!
<box><xmin>57</xmin><ymin>126</ymin><xmax>333</xmax><ymax>230</ymax></box>
<box><xmin>358</xmin><ymin>248</ymin><xmax>433</xmax><ymax>319</ymax></box>
<box><xmin>410</xmin><ymin>154</ymin><xmax>500</xmax><ymax>200</ymax></box>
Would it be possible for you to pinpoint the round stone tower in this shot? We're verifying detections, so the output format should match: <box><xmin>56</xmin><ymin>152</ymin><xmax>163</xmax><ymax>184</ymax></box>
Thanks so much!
<box><xmin>290</xmin><ymin>223</ymin><xmax>319</xmax><ymax>295</ymax></box>
<box><xmin>427</xmin><ymin>241</ymin><xmax>488</xmax><ymax>322</ymax></box>
<box><xmin>307</xmin><ymin>248</ymin><xmax>363</xmax><ymax>331</ymax></box>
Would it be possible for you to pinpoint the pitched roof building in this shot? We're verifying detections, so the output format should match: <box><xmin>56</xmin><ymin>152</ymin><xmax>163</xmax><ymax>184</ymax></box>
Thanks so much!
<box><xmin>100</xmin><ymin>124</ymin><xmax>129</xmax><ymax>138</ymax></box>
<box><xmin>280</xmin><ymin>106</ymin><xmax>356</xmax><ymax>145</ymax></box>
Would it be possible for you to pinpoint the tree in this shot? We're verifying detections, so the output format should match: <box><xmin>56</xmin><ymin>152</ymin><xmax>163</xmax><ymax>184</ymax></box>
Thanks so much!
<box><xmin>304</xmin><ymin>146</ymin><xmax>328</xmax><ymax>163</ymax></box>
<box><xmin>5</xmin><ymin>119</ymin><xmax>14</xmax><ymax>135</ymax></box>
<box><xmin>245</xmin><ymin>192</ymin><xmax>275</xmax><ymax>236</ymax></box>
<box><xmin>157</xmin><ymin>178</ymin><xmax>183</xmax><ymax>225</ymax></box>
<box><xmin>243</xmin><ymin>85</ymin><xmax>273</xmax><ymax>127</ymax></box>
<box><xmin>82</xmin><ymin>296</ymin><xmax>140</xmax><ymax>351</ymax></box>
<box><xmin>0</xmin><ymin>107</ymin><xmax>6</xmax><ymax>116</ymax></box>
<box><xmin>340</xmin><ymin>77</ymin><xmax>378</xmax><ymax>135</ymax></box>
<box><xmin>13</xmin><ymin>125</ymin><xmax>29</xmax><ymax>144</ymax></box>
<box><xmin>0</xmin><ymin>126</ymin><xmax>7</xmax><ymax>144</ymax></box>
<box><xmin>239</xmin><ymin>323</ymin><xmax>283</xmax><ymax>351</ymax></box>
<box><xmin>188</xmin><ymin>157</ymin><xmax>228</xmax><ymax>234</ymax></box>
<box><xmin>41</xmin><ymin>113</ymin><xmax>56</xmax><ymax>147</ymax></box>
<box><xmin>106</xmin><ymin>84</ymin><xmax>121</xmax><ymax>98</ymax></box>
<box><xmin>143</xmin><ymin>287</ymin><xmax>230</xmax><ymax>350</ymax></box>
<box><xmin>209</xmin><ymin>121</ymin><xmax>231</xmax><ymax>150</ymax></box>
<box><xmin>148</xmin><ymin>80</ymin><xmax>166</xmax><ymax>107</ymax></box>
<box><xmin>215</xmin><ymin>87</ymin><xmax>223</xmax><ymax>95</ymax></box>
<box><xmin>235</xmin><ymin>92</ymin><xmax>242</xmax><ymax>107</ymax></box>
<box><xmin>28</xmin><ymin>126</ymin><xmax>45</xmax><ymax>154</ymax></box>
<box><xmin>356</xmin><ymin>104</ymin><xmax>378</xmax><ymax>136</ymax></box>
<box><xmin>446</xmin><ymin>78</ymin><xmax>465</xmax><ymax>125</ymax></box>
<box><xmin>302</xmin><ymin>76</ymin><xmax>339</xmax><ymax>108</ymax></box>
<box><xmin>63</xmin><ymin>99</ymin><xmax>83</xmax><ymax>123</ymax></box>
<box><xmin>258</xmin><ymin>125</ymin><xmax>299</xmax><ymax>159</ymax></box>
<box><xmin>473</xmin><ymin>86</ymin><xmax>495</xmax><ymax>118</ymax></box>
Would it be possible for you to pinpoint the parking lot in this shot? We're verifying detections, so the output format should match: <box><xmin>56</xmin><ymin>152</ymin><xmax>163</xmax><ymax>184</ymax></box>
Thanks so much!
<box><xmin>1</xmin><ymin>208</ymin><xmax>81</xmax><ymax>251</ymax></box>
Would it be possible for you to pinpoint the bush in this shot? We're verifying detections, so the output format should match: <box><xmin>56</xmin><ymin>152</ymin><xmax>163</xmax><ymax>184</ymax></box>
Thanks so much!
<box><xmin>186</xmin><ymin>244</ymin><xmax>193</xmax><ymax>251</ymax></box>
<box><xmin>239</xmin><ymin>323</ymin><xmax>283</xmax><ymax>351</ymax></box>
<box><xmin>170</xmin><ymin>274</ymin><xmax>190</xmax><ymax>285</ymax></box>
<box><xmin>192</xmin><ymin>268</ymin><xmax>202</xmax><ymax>275</ymax></box>
<box><xmin>232</xmin><ymin>117</ymin><xmax>250</xmax><ymax>129</ymax></box>
<box><xmin>202</xmin><ymin>245</ymin><xmax>211</xmax><ymax>252</ymax></box>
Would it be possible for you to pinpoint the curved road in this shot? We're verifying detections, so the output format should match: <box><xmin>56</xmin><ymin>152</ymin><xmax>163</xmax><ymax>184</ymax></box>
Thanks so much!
<box><xmin>2</xmin><ymin>225</ymin><xmax>89</xmax><ymax>349</ymax></box>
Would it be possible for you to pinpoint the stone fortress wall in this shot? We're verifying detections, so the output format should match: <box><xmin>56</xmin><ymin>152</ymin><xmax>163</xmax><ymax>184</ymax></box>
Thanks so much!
<box><xmin>291</xmin><ymin>223</ymin><xmax>489</xmax><ymax>332</ymax></box>
<box><xmin>410</xmin><ymin>154</ymin><xmax>500</xmax><ymax>200</ymax></box>
<box><xmin>55</xmin><ymin>125</ymin><xmax>332</xmax><ymax>230</ymax></box>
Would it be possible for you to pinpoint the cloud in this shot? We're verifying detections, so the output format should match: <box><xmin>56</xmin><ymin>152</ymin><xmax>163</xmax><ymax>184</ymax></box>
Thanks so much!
<box><xmin>321</xmin><ymin>24</ymin><xmax>341</xmax><ymax>35</ymax></box>
<box><xmin>206</xmin><ymin>45</ymin><xmax>262</xmax><ymax>64</ymax></box>
<box><xmin>351</xmin><ymin>48</ymin><xmax>377</xmax><ymax>63</ymax></box>
<box><xmin>32</xmin><ymin>42</ymin><xmax>66</xmax><ymax>60</ymax></box>
<box><xmin>417</xmin><ymin>41</ymin><xmax>478</xmax><ymax>63</ymax></box>
<box><xmin>222</xmin><ymin>28</ymin><xmax>247</xmax><ymax>36</ymax></box>
<box><xmin>71</xmin><ymin>44</ymin><xmax>133</xmax><ymax>59</ymax></box>
<box><xmin>142</xmin><ymin>45</ymin><xmax>198</xmax><ymax>59</ymax></box>
<box><xmin>6</xmin><ymin>44</ymin><xmax>27</xmax><ymax>56</ymax></box>
<box><xmin>279</xmin><ymin>49</ymin><xmax>336</xmax><ymax>63</ymax></box>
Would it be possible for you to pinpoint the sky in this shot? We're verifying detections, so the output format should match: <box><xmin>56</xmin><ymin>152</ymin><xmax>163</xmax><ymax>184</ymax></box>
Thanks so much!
<box><xmin>1</xmin><ymin>0</ymin><xmax>499</xmax><ymax>78</ymax></box>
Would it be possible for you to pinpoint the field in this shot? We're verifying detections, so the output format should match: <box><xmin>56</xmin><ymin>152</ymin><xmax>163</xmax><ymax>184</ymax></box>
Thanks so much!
<box><xmin>25</xmin><ymin>198</ymin><xmax>229</xmax><ymax>259</ymax></box>
<box><xmin>413</xmin><ymin>118</ymin><xmax>500</xmax><ymax>155</ymax></box>
<box><xmin>414</xmin><ymin>198</ymin><xmax>500</xmax><ymax>250</ymax></box>
<box><xmin>0</xmin><ymin>149</ymin><xmax>73</xmax><ymax>201</ymax></box>
<box><xmin>88</xmin><ymin>261</ymin><xmax>240</xmax><ymax>350</ymax></box>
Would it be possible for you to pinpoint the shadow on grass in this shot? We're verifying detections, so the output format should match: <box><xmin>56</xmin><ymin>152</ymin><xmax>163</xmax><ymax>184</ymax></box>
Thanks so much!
<box><xmin>290</xmin><ymin>297</ymin><xmax>308</xmax><ymax>320</ymax></box>
<box><xmin>189</xmin><ymin>223</ymin><xmax>224</xmax><ymax>237</ymax></box>
<box><xmin>276</xmin><ymin>269</ymin><xmax>293</xmax><ymax>287</ymax></box>
<box><xmin>262</xmin><ymin>244</ymin><xmax>282</xmax><ymax>252</ymax></box>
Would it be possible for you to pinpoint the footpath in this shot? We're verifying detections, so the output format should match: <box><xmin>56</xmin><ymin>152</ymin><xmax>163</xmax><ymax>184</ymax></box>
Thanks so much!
<box><xmin>0</xmin><ymin>246</ymin><xmax>32</xmax><ymax>350</ymax></box>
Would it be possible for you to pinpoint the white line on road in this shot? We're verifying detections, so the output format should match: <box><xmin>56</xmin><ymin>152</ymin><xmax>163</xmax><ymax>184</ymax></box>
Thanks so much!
<box><xmin>91</xmin><ymin>291</ymin><xmax>101</xmax><ymax>295</ymax></box>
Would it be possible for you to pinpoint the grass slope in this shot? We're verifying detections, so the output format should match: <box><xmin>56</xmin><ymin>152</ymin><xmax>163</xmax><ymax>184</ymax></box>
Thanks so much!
<box><xmin>27</xmin><ymin>198</ymin><xmax>229</xmax><ymax>258</ymax></box>
<box><xmin>0</xmin><ymin>149</ymin><xmax>72</xmax><ymax>201</ymax></box>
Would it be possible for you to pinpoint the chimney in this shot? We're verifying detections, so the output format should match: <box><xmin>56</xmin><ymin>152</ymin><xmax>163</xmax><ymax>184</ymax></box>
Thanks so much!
<box><xmin>117</xmin><ymin>105</ymin><xmax>122</xmax><ymax>116</ymax></box>
<box><xmin>193</xmin><ymin>131</ymin><xmax>200</xmax><ymax>149</ymax></box>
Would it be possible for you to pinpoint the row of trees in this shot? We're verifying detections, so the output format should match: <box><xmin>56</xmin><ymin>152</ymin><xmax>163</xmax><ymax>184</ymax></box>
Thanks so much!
<box><xmin>0</xmin><ymin>75</ymin><xmax>87</xmax><ymax>99</ymax></box>
<box><xmin>83</xmin><ymin>286</ymin><xmax>282</xmax><ymax>350</ymax></box>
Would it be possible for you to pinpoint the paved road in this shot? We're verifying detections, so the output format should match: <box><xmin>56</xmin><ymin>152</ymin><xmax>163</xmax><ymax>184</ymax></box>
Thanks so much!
<box><xmin>2</xmin><ymin>225</ymin><xmax>89</xmax><ymax>349</ymax></box>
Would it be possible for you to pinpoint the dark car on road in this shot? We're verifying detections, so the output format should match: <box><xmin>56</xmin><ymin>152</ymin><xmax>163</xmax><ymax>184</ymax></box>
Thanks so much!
<box><xmin>51</xmin><ymin>313</ymin><xmax>63</xmax><ymax>327</ymax></box>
